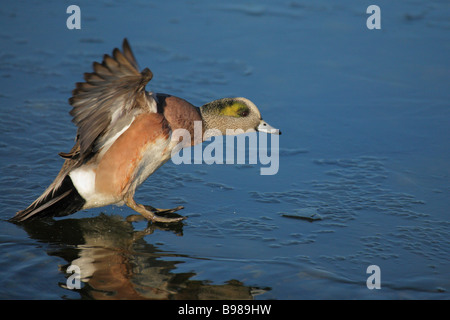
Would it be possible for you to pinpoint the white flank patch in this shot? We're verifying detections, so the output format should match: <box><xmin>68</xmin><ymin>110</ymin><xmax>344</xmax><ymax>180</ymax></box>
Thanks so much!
<box><xmin>70</xmin><ymin>167</ymin><xmax>119</xmax><ymax>209</ymax></box>
<box><xmin>69</xmin><ymin>167</ymin><xmax>96</xmax><ymax>200</ymax></box>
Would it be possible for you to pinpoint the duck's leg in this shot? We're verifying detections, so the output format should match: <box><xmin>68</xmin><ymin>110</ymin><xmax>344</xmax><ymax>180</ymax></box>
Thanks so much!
<box><xmin>125</xmin><ymin>195</ymin><xmax>185</xmax><ymax>223</ymax></box>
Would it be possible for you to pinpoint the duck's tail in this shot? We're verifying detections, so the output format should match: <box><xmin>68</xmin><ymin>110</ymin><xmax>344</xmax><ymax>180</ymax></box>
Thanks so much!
<box><xmin>10</xmin><ymin>175</ymin><xmax>86</xmax><ymax>223</ymax></box>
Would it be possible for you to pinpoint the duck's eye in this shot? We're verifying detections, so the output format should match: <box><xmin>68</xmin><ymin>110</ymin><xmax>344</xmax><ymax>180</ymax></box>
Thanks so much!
<box><xmin>239</xmin><ymin>110</ymin><xmax>249</xmax><ymax>117</ymax></box>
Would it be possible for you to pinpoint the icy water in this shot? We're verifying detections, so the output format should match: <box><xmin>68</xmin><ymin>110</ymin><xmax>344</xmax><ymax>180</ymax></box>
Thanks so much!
<box><xmin>0</xmin><ymin>0</ymin><xmax>449</xmax><ymax>299</ymax></box>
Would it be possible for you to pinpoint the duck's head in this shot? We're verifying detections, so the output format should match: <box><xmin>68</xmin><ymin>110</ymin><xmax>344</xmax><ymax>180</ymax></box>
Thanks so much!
<box><xmin>199</xmin><ymin>97</ymin><xmax>281</xmax><ymax>138</ymax></box>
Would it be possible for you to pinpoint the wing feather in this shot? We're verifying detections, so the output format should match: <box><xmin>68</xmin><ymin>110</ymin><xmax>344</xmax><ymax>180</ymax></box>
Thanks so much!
<box><xmin>68</xmin><ymin>38</ymin><xmax>155</xmax><ymax>160</ymax></box>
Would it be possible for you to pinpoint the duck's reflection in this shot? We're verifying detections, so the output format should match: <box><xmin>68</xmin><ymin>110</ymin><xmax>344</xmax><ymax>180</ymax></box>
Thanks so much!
<box><xmin>19</xmin><ymin>214</ymin><xmax>267</xmax><ymax>299</ymax></box>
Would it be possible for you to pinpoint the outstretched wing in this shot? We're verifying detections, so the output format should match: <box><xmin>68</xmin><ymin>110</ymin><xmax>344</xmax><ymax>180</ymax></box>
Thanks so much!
<box><xmin>68</xmin><ymin>38</ymin><xmax>156</xmax><ymax>160</ymax></box>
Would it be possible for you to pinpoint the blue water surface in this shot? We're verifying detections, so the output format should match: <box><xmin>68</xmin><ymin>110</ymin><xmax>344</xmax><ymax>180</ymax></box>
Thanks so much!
<box><xmin>0</xmin><ymin>0</ymin><xmax>449</xmax><ymax>299</ymax></box>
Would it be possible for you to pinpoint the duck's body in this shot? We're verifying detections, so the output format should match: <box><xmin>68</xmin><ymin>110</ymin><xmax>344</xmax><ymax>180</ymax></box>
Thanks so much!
<box><xmin>10</xmin><ymin>39</ymin><xmax>279</xmax><ymax>223</ymax></box>
<box><xmin>68</xmin><ymin>94</ymin><xmax>201</xmax><ymax>211</ymax></box>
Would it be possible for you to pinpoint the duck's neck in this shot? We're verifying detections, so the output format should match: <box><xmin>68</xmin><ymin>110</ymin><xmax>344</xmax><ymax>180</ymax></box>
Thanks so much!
<box><xmin>198</xmin><ymin>106</ymin><xmax>228</xmax><ymax>140</ymax></box>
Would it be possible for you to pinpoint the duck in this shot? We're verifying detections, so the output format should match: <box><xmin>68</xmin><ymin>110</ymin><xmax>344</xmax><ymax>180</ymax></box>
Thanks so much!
<box><xmin>10</xmin><ymin>39</ymin><xmax>280</xmax><ymax>223</ymax></box>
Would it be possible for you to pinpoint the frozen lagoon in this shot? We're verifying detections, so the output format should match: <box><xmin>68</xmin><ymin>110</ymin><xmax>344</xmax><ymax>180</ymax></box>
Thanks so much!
<box><xmin>0</xmin><ymin>0</ymin><xmax>449</xmax><ymax>299</ymax></box>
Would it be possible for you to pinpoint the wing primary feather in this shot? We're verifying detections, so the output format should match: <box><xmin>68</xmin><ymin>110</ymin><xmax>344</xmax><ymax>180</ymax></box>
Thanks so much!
<box><xmin>67</xmin><ymin>39</ymin><xmax>154</xmax><ymax>160</ymax></box>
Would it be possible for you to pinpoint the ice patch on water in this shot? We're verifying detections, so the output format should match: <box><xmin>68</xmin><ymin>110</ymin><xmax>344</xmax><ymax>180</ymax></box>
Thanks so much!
<box><xmin>250</xmin><ymin>156</ymin><xmax>428</xmax><ymax>223</ymax></box>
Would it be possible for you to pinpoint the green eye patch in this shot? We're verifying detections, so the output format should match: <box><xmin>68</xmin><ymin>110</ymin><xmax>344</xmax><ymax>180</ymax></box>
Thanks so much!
<box><xmin>219</xmin><ymin>102</ymin><xmax>249</xmax><ymax>117</ymax></box>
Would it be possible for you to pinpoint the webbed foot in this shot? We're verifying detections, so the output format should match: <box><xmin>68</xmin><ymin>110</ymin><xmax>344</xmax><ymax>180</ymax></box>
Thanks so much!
<box><xmin>125</xmin><ymin>196</ymin><xmax>185</xmax><ymax>223</ymax></box>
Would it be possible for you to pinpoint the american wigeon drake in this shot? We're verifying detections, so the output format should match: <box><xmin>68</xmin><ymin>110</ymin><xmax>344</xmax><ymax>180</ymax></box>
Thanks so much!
<box><xmin>10</xmin><ymin>39</ymin><xmax>280</xmax><ymax>223</ymax></box>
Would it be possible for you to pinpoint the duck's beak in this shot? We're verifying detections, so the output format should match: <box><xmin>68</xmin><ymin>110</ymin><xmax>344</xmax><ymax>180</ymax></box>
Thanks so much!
<box><xmin>257</xmin><ymin>120</ymin><xmax>281</xmax><ymax>135</ymax></box>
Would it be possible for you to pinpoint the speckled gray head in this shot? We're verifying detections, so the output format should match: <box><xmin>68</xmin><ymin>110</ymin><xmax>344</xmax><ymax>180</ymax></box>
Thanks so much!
<box><xmin>200</xmin><ymin>97</ymin><xmax>281</xmax><ymax>137</ymax></box>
